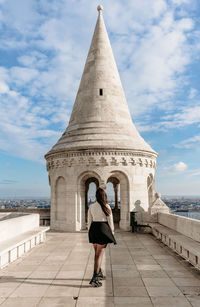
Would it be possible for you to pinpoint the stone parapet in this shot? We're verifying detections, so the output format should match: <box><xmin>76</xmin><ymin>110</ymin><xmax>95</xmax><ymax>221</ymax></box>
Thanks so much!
<box><xmin>0</xmin><ymin>213</ymin><xmax>39</xmax><ymax>241</ymax></box>
<box><xmin>158</xmin><ymin>212</ymin><xmax>200</xmax><ymax>242</ymax></box>
<box><xmin>0</xmin><ymin>209</ymin><xmax>50</xmax><ymax>226</ymax></box>
<box><xmin>150</xmin><ymin>214</ymin><xmax>200</xmax><ymax>270</ymax></box>
<box><xmin>0</xmin><ymin>213</ymin><xmax>49</xmax><ymax>268</ymax></box>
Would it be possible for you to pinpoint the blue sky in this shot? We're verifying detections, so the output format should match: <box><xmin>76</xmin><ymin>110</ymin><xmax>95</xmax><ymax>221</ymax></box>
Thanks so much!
<box><xmin>0</xmin><ymin>0</ymin><xmax>200</xmax><ymax>197</ymax></box>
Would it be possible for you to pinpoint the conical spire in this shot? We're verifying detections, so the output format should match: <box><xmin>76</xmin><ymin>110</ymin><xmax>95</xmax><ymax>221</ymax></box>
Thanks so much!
<box><xmin>50</xmin><ymin>6</ymin><xmax>156</xmax><ymax>155</ymax></box>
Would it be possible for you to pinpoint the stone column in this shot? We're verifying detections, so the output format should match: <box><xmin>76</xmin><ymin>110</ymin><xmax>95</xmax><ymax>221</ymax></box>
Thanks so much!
<box><xmin>113</xmin><ymin>183</ymin><xmax>120</xmax><ymax>224</ymax></box>
<box><xmin>114</xmin><ymin>183</ymin><xmax>119</xmax><ymax>210</ymax></box>
<box><xmin>85</xmin><ymin>183</ymin><xmax>89</xmax><ymax>223</ymax></box>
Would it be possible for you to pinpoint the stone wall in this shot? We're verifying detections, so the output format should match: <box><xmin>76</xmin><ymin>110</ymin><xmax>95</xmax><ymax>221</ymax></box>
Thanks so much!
<box><xmin>0</xmin><ymin>209</ymin><xmax>50</xmax><ymax>226</ymax></box>
<box><xmin>0</xmin><ymin>213</ymin><xmax>49</xmax><ymax>269</ymax></box>
<box><xmin>47</xmin><ymin>150</ymin><xmax>157</xmax><ymax>231</ymax></box>
<box><xmin>158</xmin><ymin>212</ymin><xmax>200</xmax><ymax>242</ymax></box>
<box><xmin>0</xmin><ymin>213</ymin><xmax>39</xmax><ymax>241</ymax></box>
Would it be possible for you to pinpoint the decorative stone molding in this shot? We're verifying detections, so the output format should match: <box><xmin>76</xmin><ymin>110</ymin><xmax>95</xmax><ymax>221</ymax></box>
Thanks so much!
<box><xmin>150</xmin><ymin>193</ymin><xmax>170</xmax><ymax>215</ymax></box>
<box><xmin>45</xmin><ymin>149</ymin><xmax>157</xmax><ymax>160</ymax></box>
<box><xmin>46</xmin><ymin>151</ymin><xmax>157</xmax><ymax>171</ymax></box>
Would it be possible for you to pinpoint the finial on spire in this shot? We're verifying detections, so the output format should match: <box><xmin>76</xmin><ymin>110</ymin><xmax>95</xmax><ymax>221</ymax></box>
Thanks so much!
<box><xmin>97</xmin><ymin>5</ymin><xmax>103</xmax><ymax>13</ymax></box>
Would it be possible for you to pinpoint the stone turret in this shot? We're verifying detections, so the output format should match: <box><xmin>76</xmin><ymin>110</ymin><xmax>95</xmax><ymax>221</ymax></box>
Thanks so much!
<box><xmin>47</xmin><ymin>5</ymin><xmax>156</xmax><ymax>155</ymax></box>
<box><xmin>45</xmin><ymin>6</ymin><xmax>158</xmax><ymax>232</ymax></box>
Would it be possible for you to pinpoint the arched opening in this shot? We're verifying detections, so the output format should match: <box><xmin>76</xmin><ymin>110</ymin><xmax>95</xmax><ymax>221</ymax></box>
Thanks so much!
<box><xmin>87</xmin><ymin>182</ymin><xmax>96</xmax><ymax>206</ymax></box>
<box><xmin>77</xmin><ymin>172</ymin><xmax>100</xmax><ymax>230</ymax></box>
<box><xmin>107</xmin><ymin>171</ymin><xmax>129</xmax><ymax>230</ymax></box>
<box><xmin>85</xmin><ymin>177</ymin><xmax>99</xmax><ymax>224</ymax></box>
<box><xmin>77</xmin><ymin>170</ymin><xmax>129</xmax><ymax>231</ymax></box>
<box><xmin>106</xmin><ymin>176</ymin><xmax>120</xmax><ymax>225</ymax></box>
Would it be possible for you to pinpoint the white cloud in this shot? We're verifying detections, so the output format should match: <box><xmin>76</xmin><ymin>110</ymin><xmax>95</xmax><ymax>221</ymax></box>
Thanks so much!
<box><xmin>111</xmin><ymin>5</ymin><xmax>195</xmax><ymax>116</ymax></box>
<box><xmin>10</xmin><ymin>67</ymin><xmax>39</xmax><ymax>86</ymax></box>
<box><xmin>0</xmin><ymin>0</ymin><xmax>41</xmax><ymax>33</ymax></box>
<box><xmin>171</xmin><ymin>0</ymin><xmax>191</xmax><ymax>5</ymax></box>
<box><xmin>188</xmin><ymin>169</ymin><xmax>200</xmax><ymax>177</ymax></box>
<box><xmin>177</xmin><ymin>17</ymin><xmax>193</xmax><ymax>30</ymax></box>
<box><xmin>0</xmin><ymin>74</ymin><xmax>67</xmax><ymax>162</ymax></box>
<box><xmin>18</xmin><ymin>52</ymin><xmax>48</xmax><ymax>68</ymax></box>
<box><xmin>0</xmin><ymin>81</ymin><xmax>9</xmax><ymax>93</ymax></box>
<box><xmin>189</xmin><ymin>88</ymin><xmax>198</xmax><ymax>99</ymax></box>
<box><xmin>0</xmin><ymin>116</ymin><xmax>61</xmax><ymax>163</ymax></box>
<box><xmin>0</xmin><ymin>0</ymin><xmax>199</xmax><ymax>163</ymax></box>
<box><xmin>175</xmin><ymin>135</ymin><xmax>200</xmax><ymax>148</ymax></box>
<box><xmin>163</xmin><ymin>104</ymin><xmax>200</xmax><ymax>127</ymax></box>
<box><xmin>138</xmin><ymin>102</ymin><xmax>200</xmax><ymax>132</ymax></box>
<box><xmin>173</xmin><ymin>161</ymin><xmax>188</xmax><ymax>171</ymax></box>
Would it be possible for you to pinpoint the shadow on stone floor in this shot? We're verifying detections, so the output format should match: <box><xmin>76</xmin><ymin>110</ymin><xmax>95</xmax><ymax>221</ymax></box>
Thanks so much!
<box><xmin>0</xmin><ymin>276</ymin><xmax>93</xmax><ymax>288</ymax></box>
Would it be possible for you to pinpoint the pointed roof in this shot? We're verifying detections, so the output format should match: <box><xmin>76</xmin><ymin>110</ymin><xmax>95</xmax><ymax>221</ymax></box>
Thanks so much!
<box><xmin>48</xmin><ymin>5</ymin><xmax>157</xmax><ymax>156</ymax></box>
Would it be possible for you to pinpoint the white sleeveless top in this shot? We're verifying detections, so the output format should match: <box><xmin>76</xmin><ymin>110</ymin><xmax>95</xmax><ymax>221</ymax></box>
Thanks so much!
<box><xmin>87</xmin><ymin>202</ymin><xmax>114</xmax><ymax>234</ymax></box>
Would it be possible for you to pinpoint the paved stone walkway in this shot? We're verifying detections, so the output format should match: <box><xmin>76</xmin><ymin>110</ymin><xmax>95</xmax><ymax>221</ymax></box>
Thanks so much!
<box><xmin>0</xmin><ymin>230</ymin><xmax>200</xmax><ymax>306</ymax></box>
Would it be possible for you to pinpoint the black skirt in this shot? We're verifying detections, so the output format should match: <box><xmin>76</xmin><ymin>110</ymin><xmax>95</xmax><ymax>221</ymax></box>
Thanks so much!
<box><xmin>89</xmin><ymin>221</ymin><xmax>117</xmax><ymax>245</ymax></box>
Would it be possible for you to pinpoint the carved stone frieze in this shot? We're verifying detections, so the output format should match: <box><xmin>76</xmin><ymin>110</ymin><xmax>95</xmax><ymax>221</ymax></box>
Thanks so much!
<box><xmin>45</xmin><ymin>149</ymin><xmax>157</xmax><ymax>160</ymax></box>
<box><xmin>46</xmin><ymin>150</ymin><xmax>156</xmax><ymax>171</ymax></box>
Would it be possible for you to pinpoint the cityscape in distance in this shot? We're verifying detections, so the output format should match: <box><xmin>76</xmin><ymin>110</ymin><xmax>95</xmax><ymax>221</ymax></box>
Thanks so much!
<box><xmin>0</xmin><ymin>198</ymin><xmax>50</xmax><ymax>210</ymax></box>
<box><xmin>1</xmin><ymin>196</ymin><xmax>200</xmax><ymax>216</ymax></box>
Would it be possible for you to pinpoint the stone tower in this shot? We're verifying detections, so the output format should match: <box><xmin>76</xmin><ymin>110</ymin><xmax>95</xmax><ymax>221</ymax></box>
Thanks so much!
<box><xmin>45</xmin><ymin>5</ymin><xmax>158</xmax><ymax>232</ymax></box>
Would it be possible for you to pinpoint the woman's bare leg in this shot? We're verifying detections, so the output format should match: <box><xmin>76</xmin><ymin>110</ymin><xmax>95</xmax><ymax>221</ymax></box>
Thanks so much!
<box><xmin>94</xmin><ymin>244</ymin><xmax>107</xmax><ymax>274</ymax></box>
<box><xmin>93</xmin><ymin>243</ymin><xmax>97</xmax><ymax>253</ymax></box>
<box><xmin>93</xmin><ymin>243</ymin><xmax>97</xmax><ymax>272</ymax></box>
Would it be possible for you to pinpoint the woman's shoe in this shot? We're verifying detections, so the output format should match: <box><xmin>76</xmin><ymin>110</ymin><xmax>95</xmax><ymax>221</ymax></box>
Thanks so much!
<box><xmin>97</xmin><ymin>268</ymin><xmax>106</xmax><ymax>280</ymax></box>
<box><xmin>89</xmin><ymin>273</ymin><xmax>102</xmax><ymax>287</ymax></box>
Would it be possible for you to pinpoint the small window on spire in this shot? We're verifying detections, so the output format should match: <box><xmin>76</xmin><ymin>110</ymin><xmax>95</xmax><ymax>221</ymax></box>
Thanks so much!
<box><xmin>99</xmin><ymin>89</ymin><xmax>103</xmax><ymax>96</ymax></box>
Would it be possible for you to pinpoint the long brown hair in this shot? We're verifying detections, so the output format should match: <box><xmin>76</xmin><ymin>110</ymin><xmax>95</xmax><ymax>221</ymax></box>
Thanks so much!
<box><xmin>96</xmin><ymin>188</ymin><xmax>111</xmax><ymax>216</ymax></box>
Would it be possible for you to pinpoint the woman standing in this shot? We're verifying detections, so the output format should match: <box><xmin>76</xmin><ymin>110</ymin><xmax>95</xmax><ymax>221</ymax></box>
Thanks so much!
<box><xmin>88</xmin><ymin>187</ymin><xmax>116</xmax><ymax>287</ymax></box>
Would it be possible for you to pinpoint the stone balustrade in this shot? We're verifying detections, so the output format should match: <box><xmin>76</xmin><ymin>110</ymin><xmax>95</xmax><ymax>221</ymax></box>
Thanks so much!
<box><xmin>0</xmin><ymin>213</ymin><xmax>49</xmax><ymax>269</ymax></box>
<box><xmin>150</xmin><ymin>213</ymin><xmax>200</xmax><ymax>270</ymax></box>
<box><xmin>158</xmin><ymin>212</ymin><xmax>200</xmax><ymax>242</ymax></box>
<box><xmin>0</xmin><ymin>209</ymin><xmax>50</xmax><ymax>226</ymax></box>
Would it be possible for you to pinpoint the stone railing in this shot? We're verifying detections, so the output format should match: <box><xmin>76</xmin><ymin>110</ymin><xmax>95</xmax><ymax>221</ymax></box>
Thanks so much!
<box><xmin>0</xmin><ymin>213</ymin><xmax>39</xmax><ymax>241</ymax></box>
<box><xmin>158</xmin><ymin>212</ymin><xmax>200</xmax><ymax>242</ymax></box>
<box><xmin>150</xmin><ymin>213</ymin><xmax>200</xmax><ymax>269</ymax></box>
<box><xmin>0</xmin><ymin>213</ymin><xmax>49</xmax><ymax>269</ymax></box>
<box><xmin>0</xmin><ymin>208</ymin><xmax>50</xmax><ymax>226</ymax></box>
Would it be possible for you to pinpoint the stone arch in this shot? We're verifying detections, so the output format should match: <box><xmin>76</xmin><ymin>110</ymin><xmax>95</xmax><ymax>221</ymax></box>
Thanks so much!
<box><xmin>85</xmin><ymin>177</ymin><xmax>99</xmax><ymax>222</ymax></box>
<box><xmin>77</xmin><ymin>171</ymin><xmax>101</xmax><ymax>230</ymax></box>
<box><xmin>147</xmin><ymin>173</ymin><xmax>154</xmax><ymax>208</ymax></box>
<box><xmin>107</xmin><ymin>170</ymin><xmax>130</xmax><ymax>230</ymax></box>
<box><xmin>55</xmin><ymin>176</ymin><xmax>66</xmax><ymax>221</ymax></box>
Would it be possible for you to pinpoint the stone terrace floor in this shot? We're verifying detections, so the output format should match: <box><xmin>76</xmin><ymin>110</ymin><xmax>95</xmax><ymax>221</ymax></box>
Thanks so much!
<box><xmin>1</xmin><ymin>230</ymin><xmax>200</xmax><ymax>307</ymax></box>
